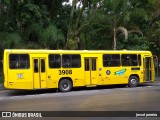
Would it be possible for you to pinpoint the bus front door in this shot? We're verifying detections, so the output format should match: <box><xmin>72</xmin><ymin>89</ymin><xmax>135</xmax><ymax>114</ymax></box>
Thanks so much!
<box><xmin>33</xmin><ymin>58</ymin><xmax>47</xmax><ymax>89</ymax></box>
<box><xmin>84</xmin><ymin>57</ymin><xmax>98</xmax><ymax>85</ymax></box>
<box><xmin>144</xmin><ymin>57</ymin><xmax>152</xmax><ymax>82</ymax></box>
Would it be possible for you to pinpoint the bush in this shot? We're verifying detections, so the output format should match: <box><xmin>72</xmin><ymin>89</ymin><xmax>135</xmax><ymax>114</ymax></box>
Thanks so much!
<box><xmin>0</xmin><ymin>75</ymin><xmax>3</xmax><ymax>83</ymax></box>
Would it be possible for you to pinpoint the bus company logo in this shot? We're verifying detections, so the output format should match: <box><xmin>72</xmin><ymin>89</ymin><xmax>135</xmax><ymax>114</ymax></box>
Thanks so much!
<box><xmin>2</xmin><ymin>112</ymin><xmax>11</xmax><ymax>117</ymax></box>
<box><xmin>17</xmin><ymin>73</ymin><xmax>23</xmax><ymax>79</ymax></box>
<box><xmin>114</xmin><ymin>68</ymin><xmax>127</xmax><ymax>76</ymax></box>
<box><xmin>106</xmin><ymin>70</ymin><xmax>111</xmax><ymax>75</ymax></box>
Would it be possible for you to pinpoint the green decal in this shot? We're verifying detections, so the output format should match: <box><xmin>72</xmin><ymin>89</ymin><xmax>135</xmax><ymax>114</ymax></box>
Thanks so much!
<box><xmin>114</xmin><ymin>68</ymin><xmax>127</xmax><ymax>76</ymax></box>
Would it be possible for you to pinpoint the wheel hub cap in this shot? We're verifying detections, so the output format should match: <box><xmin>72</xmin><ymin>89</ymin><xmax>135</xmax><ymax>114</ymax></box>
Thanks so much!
<box><xmin>63</xmin><ymin>83</ymin><xmax>69</xmax><ymax>89</ymax></box>
<box><xmin>131</xmin><ymin>79</ymin><xmax>136</xmax><ymax>84</ymax></box>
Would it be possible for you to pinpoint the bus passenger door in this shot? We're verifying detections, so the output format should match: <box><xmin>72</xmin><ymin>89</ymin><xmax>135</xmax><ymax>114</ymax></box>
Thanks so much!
<box><xmin>143</xmin><ymin>57</ymin><xmax>152</xmax><ymax>82</ymax></box>
<box><xmin>84</xmin><ymin>58</ymin><xmax>98</xmax><ymax>85</ymax></box>
<box><xmin>33</xmin><ymin>58</ymin><xmax>47</xmax><ymax>89</ymax></box>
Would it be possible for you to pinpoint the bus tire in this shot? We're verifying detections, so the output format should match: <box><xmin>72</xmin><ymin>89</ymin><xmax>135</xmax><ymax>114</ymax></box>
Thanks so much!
<box><xmin>58</xmin><ymin>79</ymin><xmax>72</xmax><ymax>92</ymax></box>
<box><xmin>128</xmin><ymin>76</ymin><xmax>138</xmax><ymax>87</ymax></box>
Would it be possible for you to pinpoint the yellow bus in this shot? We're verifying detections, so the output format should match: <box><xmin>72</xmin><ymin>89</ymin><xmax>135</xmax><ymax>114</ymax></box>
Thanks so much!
<box><xmin>3</xmin><ymin>49</ymin><xmax>157</xmax><ymax>92</ymax></box>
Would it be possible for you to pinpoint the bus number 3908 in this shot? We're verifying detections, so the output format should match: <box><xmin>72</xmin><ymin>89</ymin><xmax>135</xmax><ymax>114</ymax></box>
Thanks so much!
<box><xmin>59</xmin><ymin>70</ymin><xmax>72</xmax><ymax>75</ymax></box>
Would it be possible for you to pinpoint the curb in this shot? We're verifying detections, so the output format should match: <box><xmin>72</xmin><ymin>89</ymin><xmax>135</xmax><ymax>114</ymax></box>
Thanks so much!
<box><xmin>154</xmin><ymin>79</ymin><xmax>160</xmax><ymax>83</ymax></box>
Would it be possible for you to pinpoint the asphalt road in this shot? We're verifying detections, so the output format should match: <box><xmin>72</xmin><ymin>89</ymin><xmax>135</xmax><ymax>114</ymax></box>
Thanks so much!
<box><xmin>0</xmin><ymin>83</ymin><xmax>160</xmax><ymax>120</ymax></box>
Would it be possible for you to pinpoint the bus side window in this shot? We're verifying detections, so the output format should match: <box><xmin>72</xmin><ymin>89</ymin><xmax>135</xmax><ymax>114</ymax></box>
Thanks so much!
<box><xmin>103</xmin><ymin>54</ymin><xmax>120</xmax><ymax>67</ymax></box>
<box><xmin>62</xmin><ymin>54</ymin><xmax>81</xmax><ymax>68</ymax></box>
<box><xmin>121</xmin><ymin>54</ymin><xmax>138</xmax><ymax>66</ymax></box>
<box><xmin>49</xmin><ymin>54</ymin><xmax>61</xmax><ymax>68</ymax></box>
<box><xmin>131</xmin><ymin>55</ymin><xmax>138</xmax><ymax>66</ymax></box>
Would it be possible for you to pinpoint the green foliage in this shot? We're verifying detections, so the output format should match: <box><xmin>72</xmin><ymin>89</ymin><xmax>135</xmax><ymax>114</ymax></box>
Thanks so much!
<box><xmin>0</xmin><ymin>75</ymin><xmax>3</xmax><ymax>83</ymax></box>
<box><xmin>67</xmin><ymin>39</ymin><xmax>78</xmax><ymax>50</ymax></box>
<box><xmin>65</xmin><ymin>0</ymin><xmax>90</xmax><ymax>49</ymax></box>
<box><xmin>20</xmin><ymin>4</ymin><xmax>42</xmax><ymax>22</ymax></box>
<box><xmin>84</xmin><ymin>22</ymin><xmax>113</xmax><ymax>50</ymax></box>
<box><xmin>39</xmin><ymin>25</ymin><xmax>65</xmax><ymax>49</ymax></box>
<box><xmin>1</xmin><ymin>0</ymin><xmax>160</xmax><ymax>57</ymax></box>
<box><xmin>117</xmin><ymin>34</ymin><xmax>150</xmax><ymax>50</ymax></box>
<box><xmin>0</xmin><ymin>32</ymin><xmax>23</xmax><ymax>56</ymax></box>
<box><xmin>0</xmin><ymin>32</ymin><xmax>22</xmax><ymax>49</ymax></box>
<box><xmin>18</xmin><ymin>1</ymin><xmax>49</xmax><ymax>27</ymax></box>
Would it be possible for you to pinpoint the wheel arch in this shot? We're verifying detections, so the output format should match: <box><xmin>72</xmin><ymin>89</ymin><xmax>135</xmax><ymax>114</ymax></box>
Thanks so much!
<box><xmin>58</xmin><ymin>77</ymin><xmax>73</xmax><ymax>86</ymax></box>
<box><xmin>128</xmin><ymin>74</ymin><xmax>140</xmax><ymax>87</ymax></box>
<box><xmin>129</xmin><ymin>74</ymin><xmax>140</xmax><ymax>82</ymax></box>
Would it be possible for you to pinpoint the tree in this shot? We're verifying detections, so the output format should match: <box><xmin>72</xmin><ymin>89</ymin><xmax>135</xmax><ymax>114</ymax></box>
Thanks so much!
<box><xmin>0</xmin><ymin>32</ymin><xmax>23</xmax><ymax>55</ymax></box>
<box><xmin>96</xmin><ymin>0</ymin><xmax>131</xmax><ymax>50</ymax></box>
<box><xmin>39</xmin><ymin>25</ymin><xmax>65</xmax><ymax>49</ymax></box>
<box><xmin>64</xmin><ymin>0</ymin><xmax>90</xmax><ymax>49</ymax></box>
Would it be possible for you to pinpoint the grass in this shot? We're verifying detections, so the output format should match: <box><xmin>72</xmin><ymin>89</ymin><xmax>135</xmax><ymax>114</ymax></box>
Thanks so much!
<box><xmin>0</xmin><ymin>75</ymin><xmax>3</xmax><ymax>83</ymax></box>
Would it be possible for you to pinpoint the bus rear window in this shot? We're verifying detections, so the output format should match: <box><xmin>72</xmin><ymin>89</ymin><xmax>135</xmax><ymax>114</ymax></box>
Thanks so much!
<box><xmin>9</xmin><ymin>54</ymin><xmax>30</xmax><ymax>69</ymax></box>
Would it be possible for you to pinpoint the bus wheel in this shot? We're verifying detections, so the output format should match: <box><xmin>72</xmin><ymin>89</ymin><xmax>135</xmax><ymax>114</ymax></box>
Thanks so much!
<box><xmin>128</xmin><ymin>76</ymin><xmax>138</xmax><ymax>87</ymax></box>
<box><xmin>58</xmin><ymin>79</ymin><xmax>72</xmax><ymax>92</ymax></box>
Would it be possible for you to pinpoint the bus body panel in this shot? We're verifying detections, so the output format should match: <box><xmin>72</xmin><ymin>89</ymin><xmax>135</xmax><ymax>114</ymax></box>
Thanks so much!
<box><xmin>151</xmin><ymin>57</ymin><xmax>155</xmax><ymax>82</ymax></box>
<box><xmin>3</xmin><ymin>49</ymin><xmax>156</xmax><ymax>90</ymax></box>
<box><xmin>5</xmin><ymin>53</ymin><xmax>33</xmax><ymax>89</ymax></box>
